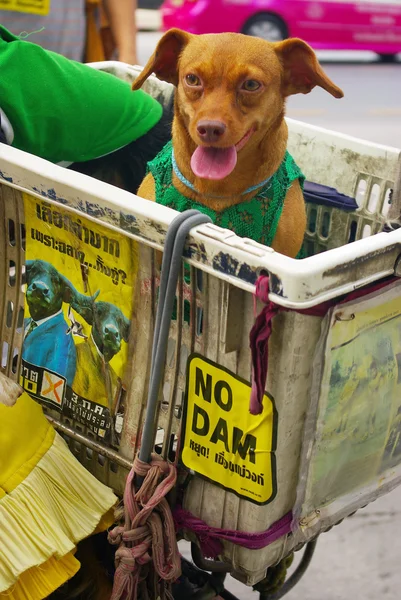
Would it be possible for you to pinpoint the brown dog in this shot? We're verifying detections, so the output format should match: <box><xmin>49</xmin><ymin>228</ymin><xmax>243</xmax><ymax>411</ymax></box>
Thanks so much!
<box><xmin>133</xmin><ymin>29</ymin><xmax>343</xmax><ymax>258</ymax></box>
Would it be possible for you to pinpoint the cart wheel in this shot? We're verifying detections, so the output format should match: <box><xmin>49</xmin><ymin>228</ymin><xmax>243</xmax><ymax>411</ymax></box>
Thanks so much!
<box><xmin>378</xmin><ymin>53</ymin><xmax>397</xmax><ymax>64</ymax></box>
<box><xmin>242</xmin><ymin>13</ymin><xmax>288</xmax><ymax>42</ymax></box>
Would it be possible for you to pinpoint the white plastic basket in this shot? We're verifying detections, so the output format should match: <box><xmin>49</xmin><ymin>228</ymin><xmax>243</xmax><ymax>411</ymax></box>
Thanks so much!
<box><xmin>1</xmin><ymin>63</ymin><xmax>401</xmax><ymax>587</ymax></box>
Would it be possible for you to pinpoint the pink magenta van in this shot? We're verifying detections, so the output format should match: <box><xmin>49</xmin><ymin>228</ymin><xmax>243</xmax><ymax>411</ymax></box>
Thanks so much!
<box><xmin>161</xmin><ymin>0</ymin><xmax>401</xmax><ymax>62</ymax></box>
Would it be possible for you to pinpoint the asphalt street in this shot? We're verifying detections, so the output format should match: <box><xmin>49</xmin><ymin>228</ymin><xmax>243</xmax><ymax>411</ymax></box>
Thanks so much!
<box><xmin>137</xmin><ymin>30</ymin><xmax>401</xmax><ymax>600</ymax></box>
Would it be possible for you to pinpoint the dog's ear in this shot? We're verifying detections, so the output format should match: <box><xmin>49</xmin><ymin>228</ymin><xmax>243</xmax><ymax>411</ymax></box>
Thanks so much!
<box><xmin>275</xmin><ymin>38</ymin><xmax>343</xmax><ymax>98</ymax></box>
<box><xmin>71</xmin><ymin>303</ymin><xmax>95</xmax><ymax>326</ymax></box>
<box><xmin>132</xmin><ymin>28</ymin><xmax>191</xmax><ymax>89</ymax></box>
<box><xmin>60</xmin><ymin>274</ymin><xmax>99</xmax><ymax>322</ymax></box>
<box><xmin>24</xmin><ymin>260</ymin><xmax>35</xmax><ymax>283</ymax></box>
<box><xmin>121</xmin><ymin>315</ymin><xmax>130</xmax><ymax>343</ymax></box>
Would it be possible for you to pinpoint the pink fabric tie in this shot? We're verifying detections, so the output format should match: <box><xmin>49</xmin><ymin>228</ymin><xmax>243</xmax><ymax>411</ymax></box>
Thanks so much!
<box><xmin>249</xmin><ymin>276</ymin><xmax>279</xmax><ymax>415</ymax></box>
<box><xmin>108</xmin><ymin>454</ymin><xmax>181</xmax><ymax>600</ymax></box>
<box><xmin>174</xmin><ymin>506</ymin><xmax>292</xmax><ymax>559</ymax></box>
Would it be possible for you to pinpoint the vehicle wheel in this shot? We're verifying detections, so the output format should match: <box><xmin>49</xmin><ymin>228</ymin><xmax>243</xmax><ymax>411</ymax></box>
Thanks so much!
<box><xmin>242</xmin><ymin>13</ymin><xmax>288</xmax><ymax>42</ymax></box>
<box><xmin>378</xmin><ymin>53</ymin><xmax>397</xmax><ymax>63</ymax></box>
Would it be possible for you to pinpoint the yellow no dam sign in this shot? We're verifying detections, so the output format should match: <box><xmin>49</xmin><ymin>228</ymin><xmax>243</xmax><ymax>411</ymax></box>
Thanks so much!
<box><xmin>182</xmin><ymin>354</ymin><xmax>277</xmax><ymax>505</ymax></box>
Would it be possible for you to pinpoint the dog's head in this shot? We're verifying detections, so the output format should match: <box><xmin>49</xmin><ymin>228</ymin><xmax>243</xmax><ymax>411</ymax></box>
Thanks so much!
<box><xmin>73</xmin><ymin>300</ymin><xmax>130</xmax><ymax>362</ymax></box>
<box><xmin>133</xmin><ymin>30</ymin><xmax>343</xmax><ymax>181</ymax></box>
<box><xmin>25</xmin><ymin>260</ymin><xmax>99</xmax><ymax>322</ymax></box>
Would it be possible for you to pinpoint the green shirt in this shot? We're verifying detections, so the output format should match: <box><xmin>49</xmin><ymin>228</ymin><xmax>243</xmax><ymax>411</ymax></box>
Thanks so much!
<box><xmin>148</xmin><ymin>141</ymin><xmax>305</xmax><ymax>248</ymax></box>
<box><xmin>0</xmin><ymin>25</ymin><xmax>162</xmax><ymax>163</ymax></box>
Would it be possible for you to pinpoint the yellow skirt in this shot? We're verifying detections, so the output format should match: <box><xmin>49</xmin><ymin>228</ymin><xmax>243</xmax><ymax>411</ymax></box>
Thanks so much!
<box><xmin>0</xmin><ymin>393</ymin><xmax>118</xmax><ymax>600</ymax></box>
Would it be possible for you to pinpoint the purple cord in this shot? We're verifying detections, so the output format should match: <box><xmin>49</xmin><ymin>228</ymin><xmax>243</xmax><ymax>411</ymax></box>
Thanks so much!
<box><xmin>174</xmin><ymin>506</ymin><xmax>292</xmax><ymax>559</ymax></box>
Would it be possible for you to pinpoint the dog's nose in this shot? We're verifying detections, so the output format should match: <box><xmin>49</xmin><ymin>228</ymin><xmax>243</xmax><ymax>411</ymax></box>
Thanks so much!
<box><xmin>197</xmin><ymin>120</ymin><xmax>226</xmax><ymax>143</ymax></box>
<box><xmin>31</xmin><ymin>282</ymin><xmax>49</xmax><ymax>295</ymax></box>
<box><xmin>104</xmin><ymin>325</ymin><xmax>119</xmax><ymax>340</ymax></box>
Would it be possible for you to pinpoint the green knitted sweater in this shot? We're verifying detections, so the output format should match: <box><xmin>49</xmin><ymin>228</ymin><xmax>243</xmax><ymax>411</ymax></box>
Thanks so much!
<box><xmin>148</xmin><ymin>141</ymin><xmax>305</xmax><ymax>248</ymax></box>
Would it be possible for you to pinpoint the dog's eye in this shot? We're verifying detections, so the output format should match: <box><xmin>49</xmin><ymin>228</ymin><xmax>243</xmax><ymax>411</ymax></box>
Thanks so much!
<box><xmin>242</xmin><ymin>80</ymin><xmax>261</xmax><ymax>92</ymax></box>
<box><xmin>185</xmin><ymin>74</ymin><xmax>201</xmax><ymax>86</ymax></box>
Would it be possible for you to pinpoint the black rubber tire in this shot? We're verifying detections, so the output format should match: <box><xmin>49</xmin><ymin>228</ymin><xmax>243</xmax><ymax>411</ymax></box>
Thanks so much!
<box><xmin>242</xmin><ymin>13</ymin><xmax>288</xmax><ymax>42</ymax></box>
<box><xmin>378</xmin><ymin>53</ymin><xmax>397</xmax><ymax>64</ymax></box>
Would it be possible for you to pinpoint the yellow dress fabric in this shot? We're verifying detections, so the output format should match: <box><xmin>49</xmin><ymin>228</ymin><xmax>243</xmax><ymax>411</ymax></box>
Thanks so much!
<box><xmin>0</xmin><ymin>393</ymin><xmax>117</xmax><ymax>600</ymax></box>
<box><xmin>3</xmin><ymin>554</ymin><xmax>80</xmax><ymax>600</ymax></box>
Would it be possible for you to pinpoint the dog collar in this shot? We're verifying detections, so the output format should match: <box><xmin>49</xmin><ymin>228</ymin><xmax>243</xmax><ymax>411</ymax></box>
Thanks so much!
<box><xmin>172</xmin><ymin>148</ymin><xmax>273</xmax><ymax>199</ymax></box>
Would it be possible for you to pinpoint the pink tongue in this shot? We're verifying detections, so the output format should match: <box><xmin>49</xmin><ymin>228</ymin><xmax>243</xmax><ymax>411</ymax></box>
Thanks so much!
<box><xmin>190</xmin><ymin>145</ymin><xmax>237</xmax><ymax>180</ymax></box>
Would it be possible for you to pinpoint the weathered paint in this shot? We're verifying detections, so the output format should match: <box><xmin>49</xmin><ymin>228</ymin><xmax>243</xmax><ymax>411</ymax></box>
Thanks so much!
<box><xmin>212</xmin><ymin>252</ymin><xmax>258</xmax><ymax>284</ymax></box>
<box><xmin>0</xmin><ymin>170</ymin><xmax>13</xmax><ymax>183</ymax></box>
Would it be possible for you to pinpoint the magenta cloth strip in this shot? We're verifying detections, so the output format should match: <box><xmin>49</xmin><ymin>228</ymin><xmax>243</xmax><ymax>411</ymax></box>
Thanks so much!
<box><xmin>249</xmin><ymin>276</ymin><xmax>279</xmax><ymax>415</ymax></box>
<box><xmin>173</xmin><ymin>506</ymin><xmax>292</xmax><ymax>559</ymax></box>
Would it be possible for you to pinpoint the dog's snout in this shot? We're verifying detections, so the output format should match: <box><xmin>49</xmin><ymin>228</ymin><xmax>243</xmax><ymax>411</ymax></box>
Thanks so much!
<box><xmin>196</xmin><ymin>120</ymin><xmax>226</xmax><ymax>144</ymax></box>
<box><xmin>104</xmin><ymin>324</ymin><xmax>119</xmax><ymax>340</ymax></box>
<box><xmin>31</xmin><ymin>282</ymin><xmax>49</xmax><ymax>296</ymax></box>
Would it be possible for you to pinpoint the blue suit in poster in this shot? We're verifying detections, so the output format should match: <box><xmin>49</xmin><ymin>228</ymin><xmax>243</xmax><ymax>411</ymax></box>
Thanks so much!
<box><xmin>23</xmin><ymin>312</ymin><xmax>76</xmax><ymax>386</ymax></box>
<box><xmin>22</xmin><ymin>259</ymin><xmax>99</xmax><ymax>388</ymax></box>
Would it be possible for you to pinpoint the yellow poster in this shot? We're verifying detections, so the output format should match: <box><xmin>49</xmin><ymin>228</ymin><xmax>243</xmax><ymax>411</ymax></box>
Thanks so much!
<box><xmin>21</xmin><ymin>195</ymin><xmax>138</xmax><ymax>447</ymax></box>
<box><xmin>182</xmin><ymin>355</ymin><xmax>277</xmax><ymax>505</ymax></box>
<box><xmin>0</xmin><ymin>0</ymin><xmax>50</xmax><ymax>16</ymax></box>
